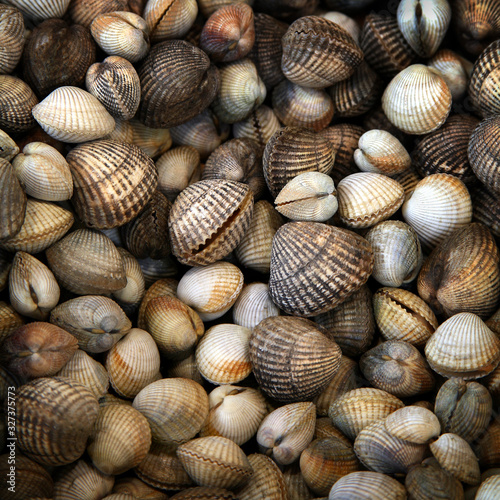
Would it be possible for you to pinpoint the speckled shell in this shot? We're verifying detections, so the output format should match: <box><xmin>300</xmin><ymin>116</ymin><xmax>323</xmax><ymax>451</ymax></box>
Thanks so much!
<box><xmin>16</xmin><ymin>377</ymin><xmax>99</xmax><ymax>466</ymax></box>
<box><xmin>249</xmin><ymin>316</ymin><xmax>342</xmax><ymax>402</ymax></box>
<box><xmin>417</xmin><ymin>222</ymin><xmax>500</xmax><ymax>319</ymax></box>
<box><xmin>337</xmin><ymin>173</ymin><xmax>404</xmax><ymax>229</ymax></box>
<box><xmin>132</xmin><ymin>378</ymin><xmax>209</xmax><ymax>445</ymax></box>
<box><xmin>138</xmin><ymin>40</ymin><xmax>219</xmax><ymax>128</ymax></box>
<box><xmin>232</xmin><ymin>105</ymin><xmax>281</xmax><ymax>149</ymax></box>
<box><xmin>269</xmin><ymin>222</ymin><xmax>374</xmax><ymax>317</ymax></box>
<box><xmin>0</xmin><ymin>5</ymin><xmax>25</xmax><ymax>75</ymax></box>
<box><xmin>0</xmin><ymin>199</ymin><xmax>73</xmax><ymax>254</ymax></box>
<box><xmin>232</xmin><ymin>282</ymin><xmax>280</xmax><ymax>329</ymax></box>
<box><xmin>382</xmin><ymin>64</ymin><xmax>452</xmax><ymax>135</ymax></box>
<box><xmin>402</xmin><ymin>174</ymin><xmax>472</xmax><ymax>250</ymax></box>
<box><xmin>0</xmin><ymin>75</ymin><xmax>38</xmax><ymax>133</ymax></box>
<box><xmin>425</xmin><ymin>312</ymin><xmax>500</xmax><ymax>379</ymax></box>
<box><xmin>281</xmin><ymin>16</ymin><xmax>363</xmax><ymax>88</ymax></box>
<box><xmin>0</xmin><ymin>158</ymin><xmax>27</xmax><ymax>242</ymax></box>
<box><xmin>329</xmin><ymin>471</ymin><xmax>407</xmax><ymax>500</ymax></box>
<box><xmin>50</xmin><ymin>295</ymin><xmax>131</xmax><ymax>353</ymax></box>
<box><xmin>169</xmin><ymin>179</ymin><xmax>253</xmax><ymax>266</ymax></box>
<box><xmin>177</xmin><ymin>436</ymin><xmax>253</xmax><ymax>489</ymax></box>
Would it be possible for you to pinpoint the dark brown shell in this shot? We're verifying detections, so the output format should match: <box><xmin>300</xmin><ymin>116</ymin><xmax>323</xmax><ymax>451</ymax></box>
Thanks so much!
<box><xmin>23</xmin><ymin>19</ymin><xmax>96</xmax><ymax>98</ymax></box>
<box><xmin>67</xmin><ymin>139</ymin><xmax>158</xmax><ymax>229</ymax></box>
<box><xmin>472</xmin><ymin>183</ymin><xmax>500</xmax><ymax>239</ymax></box>
<box><xmin>168</xmin><ymin>179</ymin><xmax>254</xmax><ymax>266</ymax></box>
<box><xmin>0</xmin><ymin>4</ymin><xmax>25</xmax><ymax>75</ymax></box>
<box><xmin>249</xmin><ymin>316</ymin><xmax>342</xmax><ymax>402</ymax></box>
<box><xmin>202</xmin><ymin>138</ymin><xmax>266</xmax><ymax>200</ymax></box>
<box><xmin>360</xmin><ymin>12</ymin><xmax>417</xmax><ymax>80</ymax></box>
<box><xmin>413</xmin><ymin>114</ymin><xmax>480</xmax><ymax>185</ymax></box>
<box><xmin>122</xmin><ymin>190</ymin><xmax>172</xmax><ymax>259</ymax></box>
<box><xmin>0</xmin><ymin>158</ymin><xmax>26</xmax><ymax>241</ymax></box>
<box><xmin>170</xmin><ymin>487</ymin><xmax>237</xmax><ymax>500</ymax></box>
<box><xmin>0</xmin><ymin>75</ymin><xmax>38</xmax><ymax>133</ymax></box>
<box><xmin>417</xmin><ymin>222</ymin><xmax>500</xmax><ymax>319</ymax></box>
<box><xmin>263</xmin><ymin>126</ymin><xmax>335</xmax><ymax>198</ymax></box>
<box><xmin>269</xmin><ymin>222</ymin><xmax>374</xmax><ymax>317</ymax></box>
<box><xmin>16</xmin><ymin>377</ymin><xmax>99</xmax><ymax>466</ymax></box>
<box><xmin>281</xmin><ymin>16</ymin><xmax>363</xmax><ymax>88</ymax></box>
<box><xmin>138</xmin><ymin>40</ymin><xmax>219</xmax><ymax>128</ymax></box>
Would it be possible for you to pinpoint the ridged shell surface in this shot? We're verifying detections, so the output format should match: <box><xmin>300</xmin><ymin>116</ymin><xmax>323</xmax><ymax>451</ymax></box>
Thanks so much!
<box><xmin>232</xmin><ymin>105</ymin><xmax>281</xmax><ymax>149</ymax></box>
<box><xmin>0</xmin><ymin>75</ymin><xmax>38</xmax><ymax>132</ymax></box>
<box><xmin>232</xmin><ymin>282</ymin><xmax>280</xmax><ymax>329</ymax></box>
<box><xmin>0</xmin><ymin>128</ymin><xmax>19</xmax><ymax>161</ymax></box>
<box><xmin>269</xmin><ymin>222</ymin><xmax>374</xmax><ymax>316</ymax></box>
<box><xmin>329</xmin><ymin>471</ymin><xmax>407</xmax><ymax>500</ymax></box>
<box><xmin>0</xmin><ymin>5</ymin><xmax>25</xmax><ymax>75</ymax></box>
<box><xmin>0</xmin><ymin>158</ymin><xmax>27</xmax><ymax>242</ymax></box>
<box><xmin>385</xmin><ymin>406</ymin><xmax>441</xmax><ymax>444</ymax></box>
<box><xmin>5</xmin><ymin>0</ymin><xmax>71</xmax><ymax>22</ymax></box>
<box><xmin>428</xmin><ymin>48</ymin><xmax>470</xmax><ymax>100</ymax></box>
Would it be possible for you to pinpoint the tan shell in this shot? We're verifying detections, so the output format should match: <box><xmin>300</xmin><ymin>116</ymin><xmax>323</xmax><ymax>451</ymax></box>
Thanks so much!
<box><xmin>425</xmin><ymin>312</ymin><xmax>500</xmax><ymax>379</ymax></box>
<box><xmin>232</xmin><ymin>282</ymin><xmax>280</xmax><ymax>329</ymax></box>
<box><xmin>137</xmin><ymin>277</ymin><xmax>178</xmax><ymax>330</ymax></box>
<box><xmin>232</xmin><ymin>105</ymin><xmax>281</xmax><ymax>149</ymax></box>
<box><xmin>337</xmin><ymin>172</ymin><xmax>404</xmax><ymax>229</ymax></box>
<box><xmin>106</xmin><ymin>328</ymin><xmax>161</xmax><ymax>399</ymax></box>
<box><xmin>0</xmin><ymin>75</ymin><xmax>38</xmax><ymax>133</ymax></box>
<box><xmin>176</xmin><ymin>261</ymin><xmax>244</xmax><ymax>322</ymax></box>
<box><xmin>112</xmin><ymin>247</ymin><xmax>146</xmax><ymax>314</ymax></box>
<box><xmin>0</xmin><ymin>128</ymin><xmax>20</xmax><ymax>161</ymax></box>
<box><xmin>50</xmin><ymin>295</ymin><xmax>131</xmax><ymax>353</ymax></box>
<box><xmin>382</xmin><ymin>64</ymin><xmax>452</xmax><ymax>135</ymax></box>
<box><xmin>132</xmin><ymin>378</ymin><xmax>209</xmax><ymax>445</ymax></box>
<box><xmin>32</xmin><ymin>86</ymin><xmax>115</xmax><ymax>143</ymax></box>
<box><xmin>166</xmin><ymin>352</ymin><xmax>203</xmax><ymax>385</ymax></box>
<box><xmin>112</xmin><ymin>477</ymin><xmax>170</xmax><ymax>499</ymax></box>
<box><xmin>329</xmin><ymin>471</ymin><xmax>407</xmax><ymax>500</ymax></box>
<box><xmin>322</xmin><ymin>11</ymin><xmax>360</xmax><ymax>41</ymax></box>
<box><xmin>256</xmin><ymin>402</ymin><xmax>316</xmax><ymax>466</ymax></box>
<box><xmin>0</xmin><ymin>301</ymin><xmax>23</xmax><ymax>343</ymax></box>
<box><xmin>0</xmin><ymin>159</ymin><xmax>27</xmax><ymax>239</ymax></box>
<box><xmin>428</xmin><ymin>49</ymin><xmax>471</xmax><ymax>100</ymax></box>
<box><xmin>384</xmin><ymin>406</ymin><xmax>441</xmax><ymax>444</ymax></box>
<box><xmin>282</xmin><ymin>462</ymin><xmax>315</xmax><ymax>500</ymax></box>
<box><xmin>4</xmin><ymin>0</ymin><xmax>71</xmax><ymax>22</ymax></box>
<box><xmin>0</xmin><ymin>5</ymin><xmax>25</xmax><ymax>75</ymax></box>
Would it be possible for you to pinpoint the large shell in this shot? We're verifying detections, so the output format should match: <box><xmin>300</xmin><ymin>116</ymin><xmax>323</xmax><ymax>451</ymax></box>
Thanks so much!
<box><xmin>0</xmin><ymin>75</ymin><xmax>38</xmax><ymax>133</ymax></box>
<box><xmin>425</xmin><ymin>312</ymin><xmax>500</xmax><ymax>379</ymax></box>
<box><xmin>384</xmin><ymin>406</ymin><xmax>441</xmax><ymax>444</ymax></box>
<box><xmin>269</xmin><ymin>222</ymin><xmax>374</xmax><ymax>317</ymax></box>
<box><xmin>249</xmin><ymin>316</ymin><xmax>342</xmax><ymax>402</ymax></box>
<box><xmin>0</xmin><ymin>5</ymin><xmax>25</xmax><ymax>75</ymax></box>
<box><xmin>382</xmin><ymin>64</ymin><xmax>452</xmax><ymax>135</ymax></box>
<box><xmin>0</xmin><ymin>158</ymin><xmax>27</xmax><ymax>242</ymax></box>
<box><xmin>329</xmin><ymin>471</ymin><xmax>407</xmax><ymax>500</ymax></box>
<box><xmin>281</xmin><ymin>16</ymin><xmax>363</xmax><ymax>88</ymax></box>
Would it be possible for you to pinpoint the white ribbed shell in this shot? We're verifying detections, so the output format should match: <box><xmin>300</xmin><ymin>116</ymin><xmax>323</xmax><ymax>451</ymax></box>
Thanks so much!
<box><xmin>232</xmin><ymin>282</ymin><xmax>280</xmax><ymax>329</ymax></box>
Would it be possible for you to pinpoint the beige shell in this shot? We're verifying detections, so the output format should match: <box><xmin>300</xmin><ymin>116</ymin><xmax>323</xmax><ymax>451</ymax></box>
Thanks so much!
<box><xmin>475</xmin><ymin>475</ymin><xmax>500</xmax><ymax>499</ymax></box>
<box><xmin>321</xmin><ymin>11</ymin><xmax>360</xmax><ymax>42</ymax></box>
<box><xmin>137</xmin><ymin>277</ymin><xmax>178</xmax><ymax>330</ymax></box>
<box><xmin>32</xmin><ymin>86</ymin><xmax>115</xmax><ymax>143</ymax></box>
<box><xmin>176</xmin><ymin>261</ymin><xmax>244</xmax><ymax>322</ymax></box>
<box><xmin>12</xmin><ymin>142</ymin><xmax>73</xmax><ymax>201</ymax></box>
<box><xmin>195</xmin><ymin>324</ymin><xmax>252</xmax><ymax>385</ymax></box>
<box><xmin>132</xmin><ymin>378</ymin><xmax>209</xmax><ymax>446</ymax></box>
<box><xmin>0</xmin><ymin>301</ymin><xmax>23</xmax><ymax>343</ymax></box>
<box><xmin>232</xmin><ymin>105</ymin><xmax>281</xmax><ymax>149</ymax></box>
<box><xmin>337</xmin><ymin>173</ymin><xmax>404</xmax><ymax>229</ymax></box>
<box><xmin>0</xmin><ymin>5</ymin><xmax>25</xmax><ymax>75</ymax></box>
<box><xmin>0</xmin><ymin>157</ymin><xmax>27</xmax><ymax>242</ymax></box>
<box><xmin>87</xmin><ymin>404</ymin><xmax>151</xmax><ymax>475</ymax></box>
<box><xmin>257</xmin><ymin>402</ymin><xmax>316</xmax><ymax>466</ymax></box>
<box><xmin>112</xmin><ymin>247</ymin><xmax>146</xmax><ymax>314</ymax></box>
<box><xmin>112</xmin><ymin>477</ymin><xmax>170</xmax><ymax>499</ymax></box>
<box><xmin>232</xmin><ymin>282</ymin><xmax>280</xmax><ymax>329</ymax></box>
<box><xmin>166</xmin><ymin>352</ymin><xmax>203</xmax><ymax>385</ymax></box>
<box><xmin>0</xmin><ymin>128</ymin><xmax>20</xmax><ymax>161</ymax></box>
<box><xmin>5</xmin><ymin>0</ymin><xmax>71</xmax><ymax>23</ymax></box>
<box><xmin>425</xmin><ymin>312</ymin><xmax>500</xmax><ymax>379</ymax></box>
<box><xmin>384</xmin><ymin>406</ymin><xmax>441</xmax><ymax>444</ymax></box>
<box><xmin>274</xmin><ymin>172</ymin><xmax>338</xmax><ymax>222</ymax></box>
<box><xmin>9</xmin><ymin>251</ymin><xmax>59</xmax><ymax>320</ymax></box>
<box><xmin>106</xmin><ymin>328</ymin><xmax>161</xmax><ymax>399</ymax></box>
<box><xmin>282</xmin><ymin>462</ymin><xmax>315</xmax><ymax>500</ymax></box>
<box><xmin>428</xmin><ymin>49</ymin><xmax>471</xmax><ymax>100</ymax></box>
<box><xmin>200</xmin><ymin>385</ymin><xmax>268</xmax><ymax>446</ymax></box>
<box><xmin>402</xmin><ymin>173</ymin><xmax>472</xmax><ymax>250</ymax></box>
<box><xmin>329</xmin><ymin>471</ymin><xmax>407</xmax><ymax>500</ymax></box>
<box><xmin>382</xmin><ymin>64</ymin><xmax>452</xmax><ymax>135</ymax></box>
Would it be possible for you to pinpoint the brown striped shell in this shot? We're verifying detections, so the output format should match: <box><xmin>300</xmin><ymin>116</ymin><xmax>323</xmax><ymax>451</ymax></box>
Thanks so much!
<box><xmin>0</xmin><ymin>75</ymin><xmax>38</xmax><ymax>133</ymax></box>
<box><xmin>0</xmin><ymin>4</ymin><xmax>25</xmax><ymax>75</ymax></box>
<box><xmin>0</xmin><ymin>157</ymin><xmax>27</xmax><ymax>242</ymax></box>
<box><xmin>232</xmin><ymin>105</ymin><xmax>281</xmax><ymax>149</ymax></box>
<box><xmin>69</xmin><ymin>0</ymin><xmax>134</xmax><ymax>28</ymax></box>
<box><xmin>329</xmin><ymin>471</ymin><xmax>407</xmax><ymax>500</ymax></box>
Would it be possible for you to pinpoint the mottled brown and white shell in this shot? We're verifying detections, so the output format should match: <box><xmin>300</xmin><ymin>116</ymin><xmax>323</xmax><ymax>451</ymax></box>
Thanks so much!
<box><xmin>0</xmin><ymin>75</ymin><xmax>38</xmax><ymax>133</ymax></box>
<box><xmin>0</xmin><ymin>5</ymin><xmax>25</xmax><ymax>75</ymax></box>
<box><xmin>0</xmin><ymin>158</ymin><xmax>27</xmax><ymax>242</ymax></box>
<box><xmin>232</xmin><ymin>105</ymin><xmax>281</xmax><ymax>149</ymax></box>
<box><xmin>0</xmin><ymin>128</ymin><xmax>19</xmax><ymax>162</ymax></box>
<box><xmin>232</xmin><ymin>282</ymin><xmax>280</xmax><ymax>329</ymax></box>
<box><xmin>428</xmin><ymin>49</ymin><xmax>472</xmax><ymax>100</ymax></box>
<box><xmin>329</xmin><ymin>471</ymin><xmax>407</xmax><ymax>500</ymax></box>
<box><xmin>385</xmin><ymin>406</ymin><xmax>441</xmax><ymax>444</ymax></box>
<box><xmin>0</xmin><ymin>301</ymin><xmax>23</xmax><ymax>342</ymax></box>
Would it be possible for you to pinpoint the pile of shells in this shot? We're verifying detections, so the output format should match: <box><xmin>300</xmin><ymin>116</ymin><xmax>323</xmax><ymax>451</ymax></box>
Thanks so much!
<box><xmin>1</xmin><ymin>0</ymin><xmax>500</xmax><ymax>498</ymax></box>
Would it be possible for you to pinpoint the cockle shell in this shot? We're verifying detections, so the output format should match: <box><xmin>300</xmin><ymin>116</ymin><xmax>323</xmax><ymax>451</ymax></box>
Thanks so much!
<box><xmin>0</xmin><ymin>128</ymin><xmax>19</xmax><ymax>161</ymax></box>
<box><xmin>384</xmin><ymin>406</ymin><xmax>441</xmax><ymax>444</ymax></box>
<box><xmin>169</xmin><ymin>487</ymin><xmax>236</xmax><ymax>499</ymax></box>
<box><xmin>112</xmin><ymin>247</ymin><xmax>146</xmax><ymax>314</ymax></box>
<box><xmin>32</xmin><ymin>86</ymin><xmax>115</xmax><ymax>143</ymax></box>
<box><xmin>232</xmin><ymin>282</ymin><xmax>280</xmax><ymax>329</ymax></box>
<box><xmin>0</xmin><ymin>75</ymin><xmax>38</xmax><ymax>133</ymax></box>
<box><xmin>0</xmin><ymin>301</ymin><xmax>23</xmax><ymax>342</ymax></box>
<box><xmin>322</xmin><ymin>11</ymin><xmax>360</xmax><ymax>41</ymax></box>
<box><xmin>282</xmin><ymin>462</ymin><xmax>315</xmax><ymax>500</ymax></box>
<box><xmin>113</xmin><ymin>477</ymin><xmax>170</xmax><ymax>499</ymax></box>
<box><xmin>0</xmin><ymin>5</ymin><xmax>25</xmax><ymax>75</ymax></box>
<box><xmin>232</xmin><ymin>104</ymin><xmax>281</xmax><ymax>149</ymax></box>
<box><xmin>4</xmin><ymin>0</ymin><xmax>72</xmax><ymax>23</ymax></box>
<box><xmin>428</xmin><ymin>48</ymin><xmax>472</xmax><ymax>100</ymax></box>
<box><xmin>137</xmin><ymin>277</ymin><xmax>178</xmax><ymax>329</ymax></box>
<box><xmin>0</xmin><ymin>158</ymin><xmax>27</xmax><ymax>242</ymax></box>
<box><xmin>329</xmin><ymin>471</ymin><xmax>407</xmax><ymax>500</ymax></box>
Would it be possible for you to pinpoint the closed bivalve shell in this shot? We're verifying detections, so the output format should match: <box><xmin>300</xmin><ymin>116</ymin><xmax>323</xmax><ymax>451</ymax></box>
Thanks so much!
<box><xmin>232</xmin><ymin>282</ymin><xmax>280</xmax><ymax>329</ymax></box>
<box><xmin>329</xmin><ymin>471</ymin><xmax>407</xmax><ymax>500</ymax></box>
<box><xmin>475</xmin><ymin>475</ymin><xmax>500</xmax><ymax>499</ymax></box>
<box><xmin>0</xmin><ymin>5</ymin><xmax>25</xmax><ymax>75</ymax></box>
<box><xmin>384</xmin><ymin>406</ymin><xmax>441</xmax><ymax>444</ymax></box>
<box><xmin>170</xmin><ymin>487</ymin><xmax>236</xmax><ymax>499</ymax></box>
<box><xmin>0</xmin><ymin>75</ymin><xmax>38</xmax><ymax>133</ymax></box>
<box><xmin>0</xmin><ymin>158</ymin><xmax>26</xmax><ymax>241</ymax></box>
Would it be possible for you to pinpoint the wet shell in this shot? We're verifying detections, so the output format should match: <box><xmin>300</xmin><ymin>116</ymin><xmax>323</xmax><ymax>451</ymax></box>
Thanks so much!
<box><xmin>428</xmin><ymin>49</ymin><xmax>471</xmax><ymax>100</ymax></box>
<box><xmin>50</xmin><ymin>295</ymin><xmax>131</xmax><ymax>353</ymax></box>
<box><xmin>46</xmin><ymin>229</ymin><xmax>127</xmax><ymax>297</ymax></box>
<box><xmin>232</xmin><ymin>282</ymin><xmax>280</xmax><ymax>329</ymax></box>
<box><xmin>365</xmin><ymin>221</ymin><xmax>422</xmax><ymax>287</ymax></box>
<box><xmin>384</xmin><ymin>406</ymin><xmax>441</xmax><ymax>444</ymax></box>
<box><xmin>23</xmin><ymin>19</ymin><xmax>96</xmax><ymax>99</ymax></box>
<box><xmin>269</xmin><ymin>222</ymin><xmax>374</xmax><ymax>317</ymax></box>
<box><xmin>16</xmin><ymin>377</ymin><xmax>99</xmax><ymax>466</ymax></box>
<box><xmin>106</xmin><ymin>328</ymin><xmax>161</xmax><ymax>399</ymax></box>
<box><xmin>329</xmin><ymin>471</ymin><xmax>407</xmax><ymax>500</ymax></box>
<box><xmin>0</xmin><ymin>158</ymin><xmax>27</xmax><ymax>242</ymax></box>
<box><xmin>337</xmin><ymin>173</ymin><xmax>405</xmax><ymax>229</ymax></box>
<box><xmin>138</xmin><ymin>40</ymin><xmax>219</xmax><ymax>128</ymax></box>
<box><xmin>168</xmin><ymin>179</ymin><xmax>254</xmax><ymax>266</ymax></box>
<box><xmin>417</xmin><ymin>222</ymin><xmax>500</xmax><ymax>318</ymax></box>
<box><xmin>5</xmin><ymin>0</ymin><xmax>72</xmax><ymax>23</ymax></box>
<box><xmin>281</xmin><ymin>16</ymin><xmax>363</xmax><ymax>88</ymax></box>
<box><xmin>382</xmin><ymin>64</ymin><xmax>452</xmax><ymax>135</ymax></box>
<box><xmin>144</xmin><ymin>0</ymin><xmax>198</xmax><ymax>43</ymax></box>
<box><xmin>0</xmin><ymin>198</ymin><xmax>73</xmax><ymax>254</ymax></box>
<box><xmin>402</xmin><ymin>174</ymin><xmax>472</xmax><ymax>250</ymax></box>
<box><xmin>256</xmin><ymin>402</ymin><xmax>316</xmax><ymax>465</ymax></box>
<box><xmin>373</xmin><ymin>287</ymin><xmax>438</xmax><ymax>347</ymax></box>
<box><xmin>132</xmin><ymin>378</ymin><xmax>209</xmax><ymax>445</ymax></box>
<box><xmin>200</xmin><ymin>385</ymin><xmax>268</xmax><ymax>446</ymax></box>
<box><xmin>67</xmin><ymin>139</ymin><xmax>157</xmax><ymax>229</ymax></box>
<box><xmin>232</xmin><ymin>105</ymin><xmax>281</xmax><ymax>149</ymax></box>
<box><xmin>425</xmin><ymin>312</ymin><xmax>500</xmax><ymax>379</ymax></box>
<box><xmin>196</xmin><ymin>324</ymin><xmax>252</xmax><ymax>385</ymax></box>
<box><xmin>87</xmin><ymin>404</ymin><xmax>151</xmax><ymax>475</ymax></box>
<box><xmin>249</xmin><ymin>316</ymin><xmax>342</xmax><ymax>402</ymax></box>
<box><xmin>397</xmin><ymin>0</ymin><xmax>452</xmax><ymax>58</ymax></box>
<box><xmin>86</xmin><ymin>56</ymin><xmax>141</xmax><ymax>120</ymax></box>
<box><xmin>0</xmin><ymin>128</ymin><xmax>19</xmax><ymax>161</ymax></box>
<box><xmin>176</xmin><ymin>436</ymin><xmax>253</xmax><ymax>489</ymax></box>
<box><xmin>328</xmin><ymin>388</ymin><xmax>405</xmax><ymax>441</ymax></box>
<box><xmin>200</xmin><ymin>4</ymin><xmax>254</xmax><ymax>62</ymax></box>
<box><xmin>9</xmin><ymin>251</ymin><xmax>60</xmax><ymax>320</ymax></box>
<box><xmin>0</xmin><ymin>75</ymin><xmax>38</xmax><ymax>133</ymax></box>
<box><xmin>90</xmin><ymin>11</ymin><xmax>150</xmax><ymax>63</ymax></box>
<box><xmin>274</xmin><ymin>172</ymin><xmax>338</xmax><ymax>222</ymax></box>
<box><xmin>0</xmin><ymin>5</ymin><xmax>25</xmax><ymax>75</ymax></box>
<box><xmin>12</xmin><ymin>142</ymin><xmax>73</xmax><ymax>201</ymax></box>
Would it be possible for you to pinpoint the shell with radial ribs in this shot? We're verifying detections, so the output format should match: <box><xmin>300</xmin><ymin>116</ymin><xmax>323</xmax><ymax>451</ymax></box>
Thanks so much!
<box><xmin>0</xmin><ymin>158</ymin><xmax>27</xmax><ymax>242</ymax></box>
<box><xmin>232</xmin><ymin>282</ymin><xmax>280</xmax><ymax>329</ymax></box>
<box><xmin>428</xmin><ymin>48</ymin><xmax>472</xmax><ymax>100</ymax></box>
<box><xmin>384</xmin><ymin>406</ymin><xmax>441</xmax><ymax>444</ymax></box>
<box><xmin>329</xmin><ymin>471</ymin><xmax>407</xmax><ymax>500</ymax></box>
<box><xmin>0</xmin><ymin>5</ymin><xmax>25</xmax><ymax>75</ymax></box>
<box><xmin>0</xmin><ymin>75</ymin><xmax>38</xmax><ymax>133</ymax></box>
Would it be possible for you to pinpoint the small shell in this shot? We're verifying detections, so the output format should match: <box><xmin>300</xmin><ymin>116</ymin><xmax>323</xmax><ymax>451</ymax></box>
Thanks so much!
<box><xmin>137</xmin><ymin>277</ymin><xmax>178</xmax><ymax>330</ymax></box>
<box><xmin>274</xmin><ymin>172</ymin><xmax>338</xmax><ymax>222</ymax></box>
<box><xmin>428</xmin><ymin>49</ymin><xmax>471</xmax><ymax>100</ymax></box>
<box><xmin>144</xmin><ymin>0</ymin><xmax>198</xmax><ymax>42</ymax></box>
<box><xmin>232</xmin><ymin>282</ymin><xmax>280</xmax><ymax>329</ymax></box>
<box><xmin>232</xmin><ymin>105</ymin><xmax>281</xmax><ymax>149</ymax></box>
<box><xmin>382</xmin><ymin>64</ymin><xmax>452</xmax><ymax>135</ymax></box>
<box><xmin>0</xmin><ymin>5</ymin><xmax>25</xmax><ymax>75</ymax></box>
<box><xmin>0</xmin><ymin>75</ymin><xmax>38</xmax><ymax>133</ymax></box>
<box><xmin>0</xmin><ymin>128</ymin><xmax>20</xmax><ymax>161</ymax></box>
<box><xmin>0</xmin><ymin>158</ymin><xmax>27</xmax><ymax>242</ymax></box>
<box><xmin>257</xmin><ymin>402</ymin><xmax>316</xmax><ymax>466</ymax></box>
<box><xmin>169</xmin><ymin>487</ymin><xmax>236</xmax><ymax>499</ymax></box>
<box><xmin>0</xmin><ymin>301</ymin><xmax>23</xmax><ymax>343</ymax></box>
<box><xmin>384</xmin><ymin>406</ymin><xmax>441</xmax><ymax>444</ymax></box>
<box><xmin>112</xmin><ymin>247</ymin><xmax>146</xmax><ymax>314</ymax></box>
<box><xmin>329</xmin><ymin>471</ymin><xmax>407</xmax><ymax>500</ymax></box>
